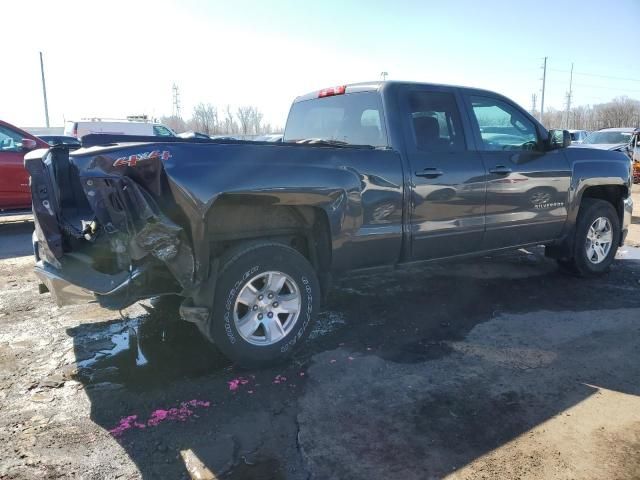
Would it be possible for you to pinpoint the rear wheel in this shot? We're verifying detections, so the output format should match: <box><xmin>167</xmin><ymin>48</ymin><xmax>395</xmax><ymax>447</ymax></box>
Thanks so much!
<box><xmin>208</xmin><ymin>242</ymin><xmax>320</xmax><ymax>367</ymax></box>
<box><xmin>558</xmin><ymin>198</ymin><xmax>620</xmax><ymax>276</ymax></box>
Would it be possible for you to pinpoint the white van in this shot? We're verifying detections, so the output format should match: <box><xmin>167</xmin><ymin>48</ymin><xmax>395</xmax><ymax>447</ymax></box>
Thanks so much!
<box><xmin>64</xmin><ymin>118</ymin><xmax>175</xmax><ymax>139</ymax></box>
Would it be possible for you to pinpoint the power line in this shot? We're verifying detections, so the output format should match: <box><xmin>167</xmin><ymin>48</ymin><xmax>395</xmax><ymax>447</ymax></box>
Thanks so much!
<box><xmin>546</xmin><ymin>79</ymin><xmax>640</xmax><ymax>94</ymax></box>
<box><xmin>571</xmin><ymin>83</ymin><xmax>640</xmax><ymax>93</ymax></box>
<box><xmin>549</xmin><ymin>68</ymin><xmax>640</xmax><ymax>83</ymax></box>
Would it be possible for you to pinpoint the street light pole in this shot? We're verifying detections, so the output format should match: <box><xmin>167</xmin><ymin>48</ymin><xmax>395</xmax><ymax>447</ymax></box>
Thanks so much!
<box><xmin>539</xmin><ymin>57</ymin><xmax>547</xmax><ymax>124</ymax></box>
<box><xmin>39</xmin><ymin>51</ymin><xmax>50</xmax><ymax>128</ymax></box>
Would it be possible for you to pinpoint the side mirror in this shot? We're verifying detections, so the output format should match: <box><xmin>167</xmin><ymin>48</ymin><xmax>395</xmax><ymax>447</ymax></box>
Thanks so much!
<box><xmin>21</xmin><ymin>138</ymin><xmax>38</xmax><ymax>151</ymax></box>
<box><xmin>547</xmin><ymin>129</ymin><xmax>571</xmax><ymax>150</ymax></box>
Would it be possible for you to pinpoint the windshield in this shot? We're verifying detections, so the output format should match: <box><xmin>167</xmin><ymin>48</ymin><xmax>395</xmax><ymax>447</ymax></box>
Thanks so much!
<box><xmin>583</xmin><ymin>131</ymin><xmax>632</xmax><ymax>145</ymax></box>
<box><xmin>284</xmin><ymin>92</ymin><xmax>387</xmax><ymax>147</ymax></box>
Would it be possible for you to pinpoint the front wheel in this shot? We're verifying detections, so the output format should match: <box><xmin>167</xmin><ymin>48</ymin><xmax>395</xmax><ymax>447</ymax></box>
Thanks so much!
<box><xmin>208</xmin><ymin>242</ymin><xmax>320</xmax><ymax>367</ymax></box>
<box><xmin>558</xmin><ymin>198</ymin><xmax>620</xmax><ymax>277</ymax></box>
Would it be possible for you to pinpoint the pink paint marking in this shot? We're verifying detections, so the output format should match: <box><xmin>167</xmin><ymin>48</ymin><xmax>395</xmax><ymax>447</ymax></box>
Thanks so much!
<box><xmin>273</xmin><ymin>374</ymin><xmax>288</xmax><ymax>384</ymax></box>
<box><xmin>228</xmin><ymin>377</ymin><xmax>250</xmax><ymax>391</ymax></box>
<box><xmin>109</xmin><ymin>400</ymin><xmax>211</xmax><ymax>437</ymax></box>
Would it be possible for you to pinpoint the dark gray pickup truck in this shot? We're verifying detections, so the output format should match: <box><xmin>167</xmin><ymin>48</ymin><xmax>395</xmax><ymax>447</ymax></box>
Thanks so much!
<box><xmin>26</xmin><ymin>81</ymin><xmax>634</xmax><ymax>365</ymax></box>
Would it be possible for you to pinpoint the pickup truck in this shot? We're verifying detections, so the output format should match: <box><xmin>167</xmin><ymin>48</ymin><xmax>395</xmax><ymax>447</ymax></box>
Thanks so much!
<box><xmin>26</xmin><ymin>81</ymin><xmax>634</xmax><ymax>366</ymax></box>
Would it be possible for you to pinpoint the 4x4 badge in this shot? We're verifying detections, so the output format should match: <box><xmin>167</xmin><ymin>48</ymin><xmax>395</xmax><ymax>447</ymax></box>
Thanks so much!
<box><xmin>113</xmin><ymin>150</ymin><xmax>171</xmax><ymax>167</ymax></box>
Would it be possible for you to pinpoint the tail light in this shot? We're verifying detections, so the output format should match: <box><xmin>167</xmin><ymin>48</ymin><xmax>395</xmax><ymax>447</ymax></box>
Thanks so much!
<box><xmin>318</xmin><ymin>85</ymin><xmax>347</xmax><ymax>98</ymax></box>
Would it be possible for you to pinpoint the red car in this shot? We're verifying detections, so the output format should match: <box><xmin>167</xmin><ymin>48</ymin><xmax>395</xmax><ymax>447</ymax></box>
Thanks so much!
<box><xmin>0</xmin><ymin>120</ymin><xmax>48</xmax><ymax>211</ymax></box>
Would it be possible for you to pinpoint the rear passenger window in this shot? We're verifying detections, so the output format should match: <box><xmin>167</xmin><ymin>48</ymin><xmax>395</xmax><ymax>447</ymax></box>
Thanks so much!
<box><xmin>408</xmin><ymin>91</ymin><xmax>466</xmax><ymax>152</ymax></box>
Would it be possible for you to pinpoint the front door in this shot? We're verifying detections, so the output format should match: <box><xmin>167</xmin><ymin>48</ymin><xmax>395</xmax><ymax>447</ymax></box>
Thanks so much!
<box><xmin>401</xmin><ymin>87</ymin><xmax>487</xmax><ymax>260</ymax></box>
<box><xmin>0</xmin><ymin>125</ymin><xmax>31</xmax><ymax>210</ymax></box>
<box><xmin>463</xmin><ymin>94</ymin><xmax>571</xmax><ymax>249</ymax></box>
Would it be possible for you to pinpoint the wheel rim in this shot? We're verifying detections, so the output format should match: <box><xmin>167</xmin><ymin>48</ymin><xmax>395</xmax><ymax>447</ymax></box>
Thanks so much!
<box><xmin>585</xmin><ymin>216</ymin><xmax>613</xmax><ymax>265</ymax></box>
<box><xmin>233</xmin><ymin>271</ymin><xmax>301</xmax><ymax>346</ymax></box>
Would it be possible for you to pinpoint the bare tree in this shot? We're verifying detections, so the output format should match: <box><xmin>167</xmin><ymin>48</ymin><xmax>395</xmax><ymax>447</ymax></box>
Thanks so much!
<box><xmin>236</xmin><ymin>106</ymin><xmax>253</xmax><ymax>135</ymax></box>
<box><xmin>190</xmin><ymin>103</ymin><xmax>218</xmax><ymax>135</ymax></box>
<box><xmin>160</xmin><ymin>115</ymin><xmax>187</xmax><ymax>133</ymax></box>
<box><xmin>250</xmin><ymin>107</ymin><xmax>264</xmax><ymax>135</ymax></box>
<box><xmin>222</xmin><ymin>105</ymin><xmax>237</xmax><ymax>135</ymax></box>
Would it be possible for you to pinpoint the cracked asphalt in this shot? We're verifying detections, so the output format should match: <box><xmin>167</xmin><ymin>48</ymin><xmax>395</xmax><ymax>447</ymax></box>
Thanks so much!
<box><xmin>1</xmin><ymin>187</ymin><xmax>639</xmax><ymax>479</ymax></box>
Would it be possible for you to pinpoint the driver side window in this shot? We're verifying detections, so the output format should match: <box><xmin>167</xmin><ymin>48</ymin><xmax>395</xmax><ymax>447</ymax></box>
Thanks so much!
<box><xmin>469</xmin><ymin>96</ymin><xmax>539</xmax><ymax>151</ymax></box>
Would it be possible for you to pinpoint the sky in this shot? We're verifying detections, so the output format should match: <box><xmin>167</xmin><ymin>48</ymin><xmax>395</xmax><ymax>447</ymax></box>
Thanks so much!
<box><xmin>1</xmin><ymin>0</ymin><xmax>639</xmax><ymax>129</ymax></box>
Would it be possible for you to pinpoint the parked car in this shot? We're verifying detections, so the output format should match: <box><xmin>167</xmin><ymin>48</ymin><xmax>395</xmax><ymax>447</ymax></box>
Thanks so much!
<box><xmin>578</xmin><ymin>128</ymin><xmax>635</xmax><ymax>155</ymax></box>
<box><xmin>64</xmin><ymin>119</ymin><xmax>175</xmax><ymax>138</ymax></box>
<box><xmin>27</xmin><ymin>81</ymin><xmax>633</xmax><ymax>366</ymax></box>
<box><xmin>0</xmin><ymin>120</ymin><xmax>49</xmax><ymax>211</ymax></box>
<box><xmin>38</xmin><ymin>135</ymin><xmax>82</xmax><ymax>149</ymax></box>
<box><xmin>568</xmin><ymin>129</ymin><xmax>589</xmax><ymax>144</ymax></box>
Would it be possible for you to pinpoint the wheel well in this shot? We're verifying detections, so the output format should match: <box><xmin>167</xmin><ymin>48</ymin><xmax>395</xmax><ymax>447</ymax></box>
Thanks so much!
<box><xmin>205</xmin><ymin>196</ymin><xmax>332</xmax><ymax>278</ymax></box>
<box><xmin>580</xmin><ymin>185</ymin><xmax>627</xmax><ymax>224</ymax></box>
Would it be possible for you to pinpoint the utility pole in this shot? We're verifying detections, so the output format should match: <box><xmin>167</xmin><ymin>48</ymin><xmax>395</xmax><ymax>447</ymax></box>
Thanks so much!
<box><xmin>380</xmin><ymin>71</ymin><xmax>388</xmax><ymax>81</ymax></box>
<box><xmin>39</xmin><ymin>52</ymin><xmax>50</xmax><ymax>128</ymax></box>
<box><xmin>172</xmin><ymin>83</ymin><xmax>181</xmax><ymax>118</ymax></box>
<box><xmin>539</xmin><ymin>57</ymin><xmax>547</xmax><ymax>124</ymax></box>
<box><xmin>564</xmin><ymin>62</ymin><xmax>574</xmax><ymax>129</ymax></box>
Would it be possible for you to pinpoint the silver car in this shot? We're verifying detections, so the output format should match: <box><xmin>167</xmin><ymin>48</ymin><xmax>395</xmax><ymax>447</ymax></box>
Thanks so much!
<box><xmin>579</xmin><ymin>127</ymin><xmax>635</xmax><ymax>153</ymax></box>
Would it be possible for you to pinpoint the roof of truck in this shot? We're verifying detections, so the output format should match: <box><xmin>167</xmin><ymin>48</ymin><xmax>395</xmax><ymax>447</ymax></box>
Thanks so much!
<box><xmin>293</xmin><ymin>80</ymin><xmax>510</xmax><ymax>103</ymax></box>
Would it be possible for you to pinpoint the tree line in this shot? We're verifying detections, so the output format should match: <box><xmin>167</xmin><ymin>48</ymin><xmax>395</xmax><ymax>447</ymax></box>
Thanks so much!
<box><xmin>161</xmin><ymin>103</ymin><xmax>281</xmax><ymax>136</ymax></box>
<box><xmin>534</xmin><ymin>96</ymin><xmax>640</xmax><ymax>131</ymax></box>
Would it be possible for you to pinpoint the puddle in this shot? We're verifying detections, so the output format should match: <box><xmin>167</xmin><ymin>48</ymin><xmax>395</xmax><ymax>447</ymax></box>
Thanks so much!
<box><xmin>224</xmin><ymin>456</ymin><xmax>285</xmax><ymax>480</ymax></box>
<box><xmin>380</xmin><ymin>339</ymin><xmax>454</xmax><ymax>364</ymax></box>
<box><xmin>69</xmin><ymin>307</ymin><xmax>231</xmax><ymax>390</ymax></box>
<box><xmin>77</xmin><ymin>324</ymin><xmax>138</xmax><ymax>369</ymax></box>
<box><xmin>308</xmin><ymin>311</ymin><xmax>346</xmax><ymax>339</ymax></box>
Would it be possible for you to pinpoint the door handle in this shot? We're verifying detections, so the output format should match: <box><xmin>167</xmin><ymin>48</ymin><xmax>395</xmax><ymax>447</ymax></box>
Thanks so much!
<box><xmin>489</xmin><ymin>165</ymin><xmax>512</xmax><ymax>175</ymax></box>
<box><xmin>415</xmin><ymin>167</ymin><xmax>444</xmax><ymax>178</ymax></box>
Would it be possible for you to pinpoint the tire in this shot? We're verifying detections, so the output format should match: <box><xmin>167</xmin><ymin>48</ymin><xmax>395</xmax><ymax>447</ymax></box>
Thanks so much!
<box><xmin>207</xmin><ymin>242</ymin><xmax>320</xmax><ymax>367</ymax></box>
<box><xmin>558</xmin><ymin>198</ymin><xmax>620</xmax><ymax>277</ymax></box>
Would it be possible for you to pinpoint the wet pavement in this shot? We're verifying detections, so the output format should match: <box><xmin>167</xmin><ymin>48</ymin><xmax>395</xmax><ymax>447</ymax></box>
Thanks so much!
<box><xmin>1</xmin><ymin>203</ymin><xmax>639</xmax><ymax>479</ymax></box>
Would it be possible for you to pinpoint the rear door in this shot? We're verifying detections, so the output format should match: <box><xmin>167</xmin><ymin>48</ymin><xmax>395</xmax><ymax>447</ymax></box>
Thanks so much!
<box><xmin>0</xmin><ymin>124</ymin><xmax>31</xmax><ymax>210</ymax></box>
<box><xmin>462</xmin><ymin>93</ymin><xmax>571</xmax><ymax>249</ymax></box>
<box><xmin>399</xmin><ymin>86</ymin><xmax>487</xmax><ymax>260</ymax></box>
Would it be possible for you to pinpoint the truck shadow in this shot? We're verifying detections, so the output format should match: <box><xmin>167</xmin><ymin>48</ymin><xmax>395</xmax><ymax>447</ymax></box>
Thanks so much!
<box><xmin>67</xmin><ymin>248</ymin><xmax>640</xmax><ymax>479</ymax></box>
